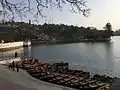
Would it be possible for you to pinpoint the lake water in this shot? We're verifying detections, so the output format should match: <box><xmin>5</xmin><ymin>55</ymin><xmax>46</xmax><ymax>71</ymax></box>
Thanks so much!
<box><xmin>1</xmin><ymin>36</ymin><xmax>120</xmax><ymax>77</ymax></box>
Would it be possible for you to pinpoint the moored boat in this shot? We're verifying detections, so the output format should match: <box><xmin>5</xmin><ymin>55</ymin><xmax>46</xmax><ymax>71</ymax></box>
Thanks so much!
<box><xmin>15</xmin><ymin>58</ymin><xmax>116</xmax><ymax>90</ymax></box>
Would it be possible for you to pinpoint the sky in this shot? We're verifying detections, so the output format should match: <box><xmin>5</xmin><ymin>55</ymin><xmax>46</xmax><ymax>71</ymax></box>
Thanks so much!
<box><xmin>36</xmin><ymin>0</ymin><xmax>120</xmax><ymax>31</ymax></box>
<box><xmin>1</xmin><ymin>0</ymin><xmax>120</xmax><ymax>31</ymax></box>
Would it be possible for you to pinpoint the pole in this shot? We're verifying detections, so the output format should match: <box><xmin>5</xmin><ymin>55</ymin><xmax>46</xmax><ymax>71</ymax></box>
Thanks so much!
<box><xmin>3</xmin><ymin>5</ymin><xmax>5</xmax><ymax>23</ymax></box>
<box><xmin>2</xmin><ymin>52</ymin><xmax>3</xmax><ymax>60</ymax></box>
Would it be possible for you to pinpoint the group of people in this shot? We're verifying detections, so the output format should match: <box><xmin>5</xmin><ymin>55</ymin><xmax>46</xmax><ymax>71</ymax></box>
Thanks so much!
<box><xmin>9</xmin><ymin>61</ymin><xmax>20</xmax><ymax>72</ymax></box>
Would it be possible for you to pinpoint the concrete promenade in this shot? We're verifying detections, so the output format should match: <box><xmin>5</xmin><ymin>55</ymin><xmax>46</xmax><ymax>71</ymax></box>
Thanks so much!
<box><xmin>0</xmin><ymin>65</ymin><xmax>75</xmax><ymax>90</ymax></box>
<box><xmin>107</xmin><ymin>79</ymin><xmax>120</xmax><ymax>90</ymax></box>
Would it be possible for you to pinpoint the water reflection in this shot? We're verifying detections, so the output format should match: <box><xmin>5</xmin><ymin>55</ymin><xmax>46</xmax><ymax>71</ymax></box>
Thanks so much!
<box><xmin>27</xmin><ymin>42</ymin><xmax>116</xmax><ymax>76</ymax></box>
<box><xmin>23</xmin><ymin>46</ymin><xmax>31</xmax><ymax>58</ymax></box>
<box><xmin>103</xmin><ymin>42</ymin><xmax>115</xmax><ymax>76</ymax></box>
<box><xmin>1</xmin><ymin>37</ymin><xmax>120</xmax><ymax>77</ymax></box>
<box><xmin>76</xmin><ymin>42</ymin><xmax>115</xmax><ymax>76</ymax></box>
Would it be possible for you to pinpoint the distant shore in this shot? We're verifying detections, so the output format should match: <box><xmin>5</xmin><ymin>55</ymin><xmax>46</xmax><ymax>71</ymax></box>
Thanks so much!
<box><xmin>31</xmin><ymin>39</ymin><xmax>111</xmax><ymax>45</ymax></box>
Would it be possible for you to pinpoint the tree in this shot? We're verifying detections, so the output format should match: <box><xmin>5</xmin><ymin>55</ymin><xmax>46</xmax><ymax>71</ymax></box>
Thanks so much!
<box><xmin>103</xmin><ymin>23</ymin><xmax>112</xmax><ymax>31</ymax></box>
<box><xmin>103</xmin><ymin>23</ymin><xmax>113</xmax><ymax>38</ymax></box>
<box><xmin>0</xmin><ymin>0</ymin><xmax>90</xmax><ymax>20</ymax></box>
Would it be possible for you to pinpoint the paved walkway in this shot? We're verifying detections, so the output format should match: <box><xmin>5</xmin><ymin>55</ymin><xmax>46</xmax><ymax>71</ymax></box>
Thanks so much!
<box><xmin>108</xmin><ymin>79</ymin><xmax>120</xmax><ymax>90</ymax></box>
<box><xmin>1</xmin><ymin>64</ymin><xmax>119</xmax><ymax>90</ymax></box>
<box><xmin>0</xmin><ymin>65</ymin><xmax>75</xmax><ymax>90</ymax></box>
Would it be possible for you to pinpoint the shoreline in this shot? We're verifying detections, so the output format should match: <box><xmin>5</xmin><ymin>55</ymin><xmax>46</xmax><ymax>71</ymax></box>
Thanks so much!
<box><xmin>0</xmin><ymin>65</ymin><xmax>75</xmax><ymax>90</ymax></box>
<box><xmin>0</xmin><ymin>57</ymin><xmax>21</xmax><ymax>64</ymax></box>
<box><xmin>0</xmin><ymin>57</ymin><xmax>117</xmax><ymax>90</ymax></box>
<box><xmin>0</xmin><ymin>39</ymin><xmax>111</xmax><ymax>52</ymax></box>
<box><xmin>16</xmin><ymin>58</ymin><xmax>117</xmax><ymax>90</ymax></box>
<box><xmin>31</xmin><ymin>39</ymin><xmax>111</xmax><ymax>45</ymax></box>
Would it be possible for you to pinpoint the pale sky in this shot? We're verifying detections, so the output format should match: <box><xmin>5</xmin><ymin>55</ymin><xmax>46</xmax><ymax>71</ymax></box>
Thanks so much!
<box><xmin>36</xmin><ymin>0</ymin><xmax>120</xmax><ymax>31</ymax></box>
<box><xmin>1</xmin><ymin>0</ymin><xmax>120</xmax><ymax>30</ymax></box>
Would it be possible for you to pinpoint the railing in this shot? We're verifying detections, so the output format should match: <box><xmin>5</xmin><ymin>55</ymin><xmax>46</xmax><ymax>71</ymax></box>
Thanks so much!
<box><xmin>0</xmin><ymin>42</ymin><xmax>23</xmax><ymax>49</ymax></box>
<box><xmin>0</xmin><ymin>56</ymin><xmax>15</xmax><ymax>61</ymax></box>
<box><xmin>0</xmin><ymin>57</ymin><xmax>21</xmax><ymax>64</ymax></box>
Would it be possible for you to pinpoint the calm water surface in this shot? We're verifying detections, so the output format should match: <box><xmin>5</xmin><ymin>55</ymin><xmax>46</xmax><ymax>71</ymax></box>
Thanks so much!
<box><xmin>1</xmin><ymin>36</ymin><xmax>120</xmax><ymax>77</ymax></box>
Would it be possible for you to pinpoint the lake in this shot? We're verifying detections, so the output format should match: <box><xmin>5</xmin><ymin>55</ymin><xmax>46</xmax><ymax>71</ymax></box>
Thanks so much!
<box><xmin>1</xmin><ymin>36</ymin><xmax>120</xmax><ymax>77</ymax></box>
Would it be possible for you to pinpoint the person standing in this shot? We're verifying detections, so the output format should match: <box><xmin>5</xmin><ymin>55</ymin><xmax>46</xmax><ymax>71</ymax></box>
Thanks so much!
<box><xmin>12</xmin><ymin>61</ymin><xmax>15</xmax><ymax>71</ymax></box>
<box><xmin>15</xmin><ymin>52</ymin><xmax>18</xmax><ymax>58</ymax></box>
<box><xmin>16</xmin><ymin>62</ymin><xmax>19</xmax><ymax>72</ymax></box>
<box><xmin>8</xmin><ymin>63</ymin><xmax>12</xmax><ymax>69</ymax></box>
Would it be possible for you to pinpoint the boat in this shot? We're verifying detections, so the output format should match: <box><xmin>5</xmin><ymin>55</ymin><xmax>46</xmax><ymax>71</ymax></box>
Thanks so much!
<box><xmin>17</xmin><ymin>58</ymin><xmax>116</xmax><ymax>90</ymax></box>
<box><xmin>0</xmin><ymin>40</ymin><xmax>31</xmax><ymax>51</ymax></box>
<box><xmin>23</xmin><ymin>40</ymin><xmax>31</xmax><ymax>47</ymax></box>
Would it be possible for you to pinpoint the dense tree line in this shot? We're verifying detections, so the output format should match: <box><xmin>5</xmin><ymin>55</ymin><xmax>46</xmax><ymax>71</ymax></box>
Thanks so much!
<box><xmin>0</xmin><ymin>21</ymin><xmax>113</xmax><ymax>42</ymax></box>
<box><xmin>37</xmin><ymin>23</ymin><xmax>113</xmax><ymax>41</ymax></box>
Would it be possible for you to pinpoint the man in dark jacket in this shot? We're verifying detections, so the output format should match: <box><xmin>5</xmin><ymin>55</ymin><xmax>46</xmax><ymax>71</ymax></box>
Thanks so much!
<box><xmin>15</xmin><ymin>52</ymin><xmax>18</xmax><ymax>58</ymax></box>
<box><xmin>16</xmin><ymin>62</ymin><xmax>19</xmax><ymax>72</ymax></box>
<box><xmin>12</xmin><ymin>61</ymin><xmax>15</xmax><ymax>71</ymax></box>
